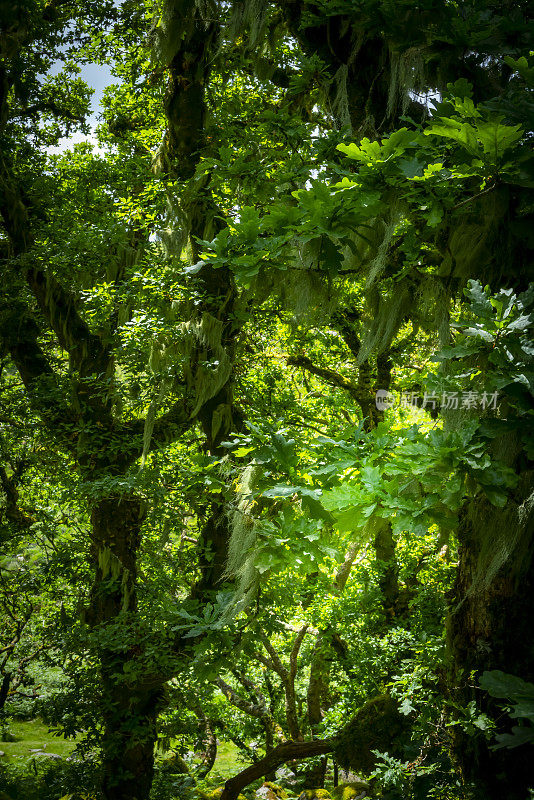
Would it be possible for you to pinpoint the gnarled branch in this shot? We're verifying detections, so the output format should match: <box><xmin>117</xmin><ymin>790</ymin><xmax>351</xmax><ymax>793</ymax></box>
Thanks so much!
<box><xmin>219</xmin><ymin>738</ymin><xmax>334</xmax><ymax>800</ymax></box>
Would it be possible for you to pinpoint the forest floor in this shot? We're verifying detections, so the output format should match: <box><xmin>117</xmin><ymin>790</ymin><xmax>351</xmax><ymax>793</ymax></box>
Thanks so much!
<box><xmin>0</xmin><ymin>719</ymin><xmax>78</xmax><ymax>762</ymax></box>
<box><xmin>0</xmin><ymin>719</ymin><xmax>242</xmax><ymax>777</ymax></box>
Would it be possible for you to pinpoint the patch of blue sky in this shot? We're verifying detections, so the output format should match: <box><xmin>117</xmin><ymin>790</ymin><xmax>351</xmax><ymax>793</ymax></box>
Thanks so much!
<box><xmin>46</xmin><ymin>61</ymin><xmax>116</xmax><ymax>155</ymax></box>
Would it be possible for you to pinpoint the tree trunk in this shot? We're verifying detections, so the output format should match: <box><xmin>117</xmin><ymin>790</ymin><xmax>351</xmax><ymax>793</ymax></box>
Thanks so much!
<box><xmin>304</xmin><ymin>545</ymin><xmax>359</xmax><ymax>788</ymax></box>
<box><xmin>447</xmin><ymin>470</ymin><xmax>534</xmax><ymax>800</ymax></box>
<box><xmin>88</xmin><ymin>494</ymin><xmax>165</xmax><ymax>800</ymax></box>
<box><xmin>284</xmin><ymin>677</ymin><xmax>302</xmax><ymax>743</ymax></box>
<box><xmin>190</xmin><ymin>504</ymin><xmax>231</xmax><ymax>601</ymax></box>
<box><xmin>0</xmin><ymin>672</ymin><xmax>11</xmax><ymax>712</ymax></box>
<box><xmin>304</xmin><ymin>634</ymin><xmax>331</xmax><ymax>787</ymax></box>
<box><xmin>220</xmin><ymin>739</ymin><xmax>334</xmax><ymax>800</ymax></box>
<box><xmin>264</xmin><ymin>720</ymin><xmax>277</xmax><ymax>781</ymax></box>
<box><xmin>373</xmin><ymin>519</ymin><xmax>400</xmax><ymax>622</ymax></box>
<box><xmin>198</xmin><ymin>716</ymin><xmax>218</xmax><ymax>779</ymax></box>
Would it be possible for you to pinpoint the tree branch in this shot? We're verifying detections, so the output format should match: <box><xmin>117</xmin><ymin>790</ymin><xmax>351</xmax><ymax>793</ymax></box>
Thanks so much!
<box><xmin>289</xmin><ymin>624</ymin><xmax>308</xmax><ymax>682</ymax></box>
<box><xmin>333</xmin><ymin>541</ymin><xmax>360</xmax><ymax>593</ymax></box>
<box><xmin>287</xmin><ymin>354</ymin><xmax>357</xmax><ymax>396</ymax></box>
<box><xmin>251</xmin><ymin>650</ymin><xmax>279</xmax><ymax>674</ymax></box>
<box><xmin>219</xmin><ymin>739</ymin><xmax>334</xmax><ymax>800</ymax></box>
<box><xmin>231</xmin><ymin>669</ymin><xmax>268</xmax><ymax>710</ymax></box>
<box><xmin>0</xmin><ymin>306</ymin><xmax>77</xmax><ymax>437</ymax></box>
<box><xmin>213</xmin><ymin>677</ymin><xmax>270</xmax><ymax>720</ymax></box>
<box><xmin>26</xmin><ymin>267</ymin><xmax>110</xmax><ymax>379</ymax></box>
<box><xmin>18</xmin><ymin>102</ymin><xmax>85</xmax><ymax>124</ymax></box>
<box><xmin>258</xmin><ymin>631</ymin><xmax>287</xmax><ymax>680</ymax></box>
<box><xmin>332</xmin><ymin>310</ymin><xmax>361</xmax><ymax>361</ymax></box>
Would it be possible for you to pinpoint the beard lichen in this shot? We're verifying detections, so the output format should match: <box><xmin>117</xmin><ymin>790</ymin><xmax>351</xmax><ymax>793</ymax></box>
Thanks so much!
<box><xmin>357</xmin><ymin>279</ymin><xmax>412</xmax><ymax>365</ymax></box>
<box><xmin>221</xmin><ymin>464</ymin><xmax>263</xmax><ymax>620</ymax></box>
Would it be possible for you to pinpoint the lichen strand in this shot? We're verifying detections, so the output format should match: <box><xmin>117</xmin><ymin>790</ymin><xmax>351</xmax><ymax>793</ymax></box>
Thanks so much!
<box><xmin>89</xmin><ymin>494</ymin><xmax>145</xmax><ymax>621</ymax></box>
<box><xmin>155</xmin><ymin>0</ymin><xmax>216</xmax><ymax>181</ymax></box>
<box><xmin>180</xmin><ymin>312</ymin><xmax>233</xmax><ymax>418</ymax></box>
<box><xmin>440</xmin><ymin>188</ymin><xmax>512</xmax><ymax>284</ymax></box>
<box><xmin>221</xmin><ymin>464</ymin><xmax>263</xmax><ymax>618</ymax></box>
<box><xmin>357</xmin><ymin>279</ymin><xmax>413</xmax><ymax>365</ymax></box>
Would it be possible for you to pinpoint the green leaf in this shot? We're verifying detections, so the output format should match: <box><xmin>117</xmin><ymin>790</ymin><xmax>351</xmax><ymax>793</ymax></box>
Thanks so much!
<box><xmin>464</xmin><ymin>280</ymin><xmax>493</xmax><ymax>318</ymax></box>
<box><xmin>426</xmin><ymin>203</ymin><xmax>443</xmax><ymax>227</ymax></box>
<box><xmin>447</xmin><ymin>78</ymin><xmax>474</xmax><ymax>99</ymax></box>
<box><xmin>234</xmin><ymin>206</ymin><xmax>260</xmax><ymax>242</ymax></box>
<box><xmin>426</xmin><ymin>119</ymin><xmax>481</xmax><ymax>157</ymax></box>
<box><xmin>493</xmin><ymin>727</ymin><xmax>534</xmax><ymax>750</ymax></box>
<box><xmin>398</xmin><ymin>156</ymin><xmax>424</xmax><ymax>178</ymax></box>
<box><xmin>510</xmin><ymin>700</ymin><xmax>534</xmax><ymax>721</ymax></box>
<box><xmin>480</xmin><ymin>671</ymin><xmax>534</xmax><ymax>700</ymax></box>
<box><xmin>508</xmin><ymin>314</ymin><xmax>533</xmax><ymax>331</ymax></box>
<box><xmin>399</xmin><ymin>698</ymin><xmax>415</xmax><ymax>715</ymax></box>
<box><xmin>300</xmin><ymin>489</ymin><xmax>333</xmax><ymax>523</ymax></box>
<box><xmin>320</xmin><ymin>235</ymin><xmax>343</xmax><ymax>274</ymax></box>
<box><xmin>183</xmin><ymin>261</ymin><xmax>205</xmax><ymax>275</ymax></box>
<box><xmin>475</xmin><ymin>120</ymin><xmax>523</xmax><ymax>162</ymax></box>
<box><xmin>262</xmin><ymin>485</ymin><xmax>295</xmax><ymax>498</ymax></box>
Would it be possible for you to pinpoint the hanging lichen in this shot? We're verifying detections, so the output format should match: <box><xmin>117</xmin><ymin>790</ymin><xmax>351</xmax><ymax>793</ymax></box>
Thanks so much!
<box><xmin>357</xmin><ymin>279</ymin><xmax>412</xmax><ymax>364</ymax></box>
<box><xmin>139</xmin><ymin>381</ymin><xmax>169</xmax><ymax>470</ymax></box>
<box><xmin>365</xmin><ymin>206</ymin><xmax>401</xmax><ymax>288</ymax></box>
<box><xmin>221</xmin><ymin>464</ymin><xmax>263</xmax><ymax>619</ymax></box>
<box><xmin>156</xmin><ymin>193</ymin><xmax>191</xmax><ymax>259</ymax></box>
<box><xmin>97</xmin><ymin>546</ymin><xmax>123</xmax><ymax>580</ymax></box>
<box><xmin>462</xmin><ymin>478</ymin><xmax>534</xmax><ymax>602</ymax></box>
<box><xmin>387</xmin><ymin>46</ymin><xmax>425</xmax><ymax>121</ymax></box>
<box><xmin>414</xmin><ymin>273</ymin><xmax>450</xmax><ymax>338</ymax></box>
<box><xmin>261</xmin><ymin>237</ymin><xmax>339</xmax><ymax>324</ymax></box>
<box><xmin>152</xmin><ymin>0</ymin><xmax>197</xmax><ymax>66</ymax></box>
<box><xmin>179</xmin><ymin>311</ymin><xmax>232</xmax><ymax>417</ymax></box>
<box><xmin>326</xmin><ymin>26</ymin><xmax>365</xmax><ymax>131</ymax></box>
<box><xmin>282</xmin><ymin>270</ymin><xmax>335</xmax><ymax>325</ymax></box>
<box><xmin>138</xmin><ymin>309</ymin><xmax>232</xmax><ymax>460</ymax></box>
<box><xmin>331</xmin><ymin>64</ymin><xmax>352</xmax><ymax>132</ymax></box>
<box><xmin>225</xmin><ymin>0</ymin><xmax>271</xmax><ymax>51</ymax></box>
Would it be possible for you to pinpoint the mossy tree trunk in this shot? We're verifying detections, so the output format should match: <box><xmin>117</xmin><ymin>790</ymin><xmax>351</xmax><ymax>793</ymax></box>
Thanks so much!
<box><xmin>304</xmin><ymin>632</ymin><xmax>331</xmax><ymax>788</ymax></box>
<box><xmin>373</xmin><ymin>519</ymin><xmax>400</xmax><ymax>624</ymax></box>
<box><xmin>0</xmin><ymin>9</ymin><xmax>237</xmax><ymax>794</ymax></box>
<box><xmin>304</xmin><ymin>546</ymin><xmax>360</xmax><ymax>788</ymax></box>
<box><xmin>447</xmin><ymin>470</ymin><xmax>534</xmax><ymax>800</ymax></box>
<box><xmin>160</xmin><ymin>2</ymin><xmax>243</xmax><ymax>612</ymax></box>
<box><xmin>88</xmin><ymin>495</ymin><xmax>166</xmax><ymax>800</ymax></box>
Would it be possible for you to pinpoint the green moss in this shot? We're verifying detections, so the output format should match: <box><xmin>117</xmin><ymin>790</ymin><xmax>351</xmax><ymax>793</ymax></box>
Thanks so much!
<box><xmin>330</xmin><ymin>782</ymin><xmax>369</xmax><ymax>800</ymax></box>
<box><xmin>195</xmin><ymin>788</ymin><xmax>247</xmax><ymax>800</ymax></box>
<box><xmin>263</xmin><ymin>782</ymin><xmax>287</xmax><ymax>799</ymax></box>
<box><xmin>161</xmin><ymin>753</ymin><xmax>190</xmax><ymax>773</ymax></box>
<box><xmin>297</xmin><ymin>790</ymin><xmax>331</xmax><ymax>800</ymax></box>
<box><xmin>333</xmin><ymin>694</ymin><xmax>410</xmax><ymax>776</ymax></box>
<box><xmin>195</xmin><ymin>788</ymin><xmax>220</xmax><ymax>800</ymax></box>
<box><xmin>0</xmin><ymin>719</ymin><xmax>78</xmax><ymax>762</ymax></box>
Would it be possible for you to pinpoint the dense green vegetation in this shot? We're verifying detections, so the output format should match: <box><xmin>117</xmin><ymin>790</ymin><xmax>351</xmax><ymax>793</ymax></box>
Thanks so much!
<box><xmin>0</xmin><ymin>1</ymin><xmax>533</xmax><ymax>799</ymax></box>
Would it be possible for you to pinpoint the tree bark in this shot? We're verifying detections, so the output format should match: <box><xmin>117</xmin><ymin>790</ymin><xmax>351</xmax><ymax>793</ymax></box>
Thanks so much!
<box><xmin>193</xmin><ymin>705</ymin><xmax>218</xmax><ymax>779</ymax></box>
<box><xmin>304</xmin><ymin>545</ymin><xmax>359</xmax><ymax>788</ymax></box>
<box><xmin>373</xmin><ymin>519</ymin><xmax>400</xmax><ymax>622</ymax></box>
<box><xmin>0</xmin><ymin>672</ymin><xmax>11</xmax><ymax>713</ymax></box>
<box><xmin>304</xmin><ymin>633</ymin><xmax>331</xmax><ymax>788</ymax></box>
<box><xmin>88</xmin><ymin>494</ymin><xmax>165</xmax><ymax>800</ymax></box>
<box><xmin>219</xmin><ymin>739</ymin><xmax>334</xmax><ymax>800</ymax></box>
<box><xmin>447</xmin><ymin>470</ymin><xmax>534</xmax><ymax>800</ymax></box>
